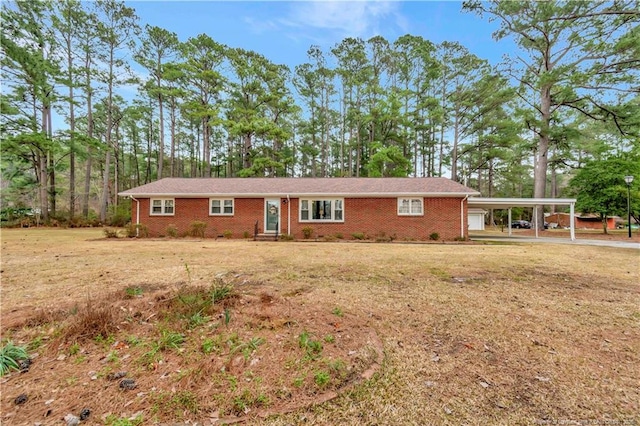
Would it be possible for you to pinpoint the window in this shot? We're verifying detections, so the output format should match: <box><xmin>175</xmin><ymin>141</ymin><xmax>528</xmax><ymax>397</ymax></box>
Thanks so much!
<box><xmin>397</xmin><ymin>198</ymin><xmax>423</xmax><ymax>216</ymax></box>
<box><xmin>210</xmin><ymin>199</ymin><xmax>234</xmax><ymax>215</ymax></box>
<box><xmin>300</xmin><ymin>199</ymin><xmax>344</xmax><ymax>222</ymax></box>
<box><xmin>150</xmin><ymin>198</ymin><xmax>174</xmax><ymax>216</ymax></box>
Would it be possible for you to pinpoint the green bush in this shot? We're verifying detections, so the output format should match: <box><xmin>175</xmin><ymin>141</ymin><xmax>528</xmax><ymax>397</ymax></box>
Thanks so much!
<box><xmin>188</xmin><ymin>221</ymin><xmax>207</xmax><ymax>238</ymax></box>
<box><xmin>223</xmin><ymin>229</ymin><xmax>233</xmax><ymax>239</ymax></box>
<box><xmin>429</xmin><ymin>232</ymin><xmax>440</xmax><ymax>241</ymax></box>
<box><xmin>351</xmin><ymin>232</ymin><xmax>366</xmax><ymax>240</ymax></box>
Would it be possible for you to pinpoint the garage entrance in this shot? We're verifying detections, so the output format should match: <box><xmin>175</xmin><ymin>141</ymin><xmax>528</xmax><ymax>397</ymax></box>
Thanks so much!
<box><xmin>467</xmin><ymin>197</ymin><xmax>577</xmax><ymax>241</ymax></box>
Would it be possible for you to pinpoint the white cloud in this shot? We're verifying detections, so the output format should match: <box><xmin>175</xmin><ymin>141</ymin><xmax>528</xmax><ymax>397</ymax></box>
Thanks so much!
<box><xmin>243</xmin><ymin>16</ymin><xmax>281</xmax><ymax>34</ymax></box>
<box><xmin>284</xmin><ymin>0</ymin><xmax>405</xmax><ymax>39</ymax></box>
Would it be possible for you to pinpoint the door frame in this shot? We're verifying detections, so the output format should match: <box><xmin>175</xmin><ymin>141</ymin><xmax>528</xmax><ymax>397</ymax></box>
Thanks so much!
<box><xmin>264</xmin><ymin>199</ymin><xmax>280</xmax><ymax>234</ymax></box>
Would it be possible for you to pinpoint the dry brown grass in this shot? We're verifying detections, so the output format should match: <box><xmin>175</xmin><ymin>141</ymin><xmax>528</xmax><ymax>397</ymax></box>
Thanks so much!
<box><xmin>1</xmin><ymin>228</ymin><xmax>639</xmax><ymax>425</ymax></box>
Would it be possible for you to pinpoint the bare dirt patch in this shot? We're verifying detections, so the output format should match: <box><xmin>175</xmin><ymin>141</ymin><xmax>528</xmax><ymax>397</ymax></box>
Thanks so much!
<box><xmin>1</xmin><ymin>228</ymin><xmax>639</xmax><ymax>425</ymax></box>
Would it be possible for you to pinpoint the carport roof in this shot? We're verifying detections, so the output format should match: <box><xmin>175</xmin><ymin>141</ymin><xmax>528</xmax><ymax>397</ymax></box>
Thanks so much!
<box><xmin>468</xmin><ymin>197</ymin><xmax>576</xmax><ymax>209</ymax></box>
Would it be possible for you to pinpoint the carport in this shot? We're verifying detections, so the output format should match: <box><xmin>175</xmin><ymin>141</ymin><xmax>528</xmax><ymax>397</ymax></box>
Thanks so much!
<box><xmin>467</xmin><ymin>198</ymin><xmax>577</xmax><ymax>241</ymax></box>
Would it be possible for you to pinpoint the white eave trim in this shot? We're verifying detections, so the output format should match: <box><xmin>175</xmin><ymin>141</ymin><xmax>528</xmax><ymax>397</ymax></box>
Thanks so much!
<box><xmin>119</xmin><ymin>192</ymin><xmax>480</xmax><ymax>198</ymax></box>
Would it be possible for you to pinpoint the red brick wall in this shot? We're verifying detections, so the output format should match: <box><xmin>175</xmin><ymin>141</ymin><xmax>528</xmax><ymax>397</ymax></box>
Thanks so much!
<box><xmin>132</xmin><ymin>196</ymin><xmax>468</xmax><ymax>240</ymax></box>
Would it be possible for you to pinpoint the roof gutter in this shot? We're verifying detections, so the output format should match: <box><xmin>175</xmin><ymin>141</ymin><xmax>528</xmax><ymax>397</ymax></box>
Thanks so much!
<box><xmin>118</xmin><ymin>192</ymin><xmax>479</xmax><ymax>199</ymax></box>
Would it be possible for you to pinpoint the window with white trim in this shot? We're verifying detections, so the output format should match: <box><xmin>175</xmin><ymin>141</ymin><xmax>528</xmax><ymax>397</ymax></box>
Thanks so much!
<box><xmin>210</xmin><ymin>198</ymin><xmax>234</xmax><ymax>215</ymax></box>
<box><xmin>150</xmin><ymin>198</ymin><xmax>174</xmax><ymax>215</ymax></box>
<box><xmin>300</xmin><ymin>199</ymin><xmax>344</xmax><ymax>222</ymax></box>
<box><xmin>397</xmin><ymin>197</ymin><xmax>423</xmax><ymax>216</ymax></box>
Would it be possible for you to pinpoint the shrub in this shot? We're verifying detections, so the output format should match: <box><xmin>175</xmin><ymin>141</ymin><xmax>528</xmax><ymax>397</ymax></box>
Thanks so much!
<box><xmin>302</xmin><ymin>226</ymin><xmax>313</xmax><ymax>239</ymax></box>
<box><xmin>243</xmin><ymin>231</ymin><xmax>251</xmax><ymax>239</ymax></box>
<box><xmin>126</xmin><ymin>223</ymin><xmax>149</xmax><ymax>238</ymax></box>
<box><xmin>351</xmin><ymin>232</ymin><xmax>366</xmax><ymax>240</ymax></box>
<box><xmin>279</xmin><ymin>233</ymin><xmax>294</xmax><ymax>241</ymax></box>
<box><xmin>335</xmin><ymin>233</ymin><xmax>344</xmax><ymax>239</ymax></box>
<box><xmin>103</xmin><ymin>228</ymin><xmax>120</xmax><ymax>238</ymax></box>
<box><xmin>223</xmin><ymin>229</ymin><xmax>233</xmax><ymax>239</ymax></box>
<box><xmin>454</xmin><ymin>236</ymin><xmax>467</xmax><ymax>242</ymax></box>
<box><xmin>166</xmin><ymin>224</ymin><xmax>178</xmax><ymax>238</ymax></box>
<box><xmin>188</xmin><ymin>221</ymin><xmax>207</xmax><ymax>238</ymax></box>
<box><xmin>429</xmin><ymin>232</ymin><xmax>440</xmax><ymax>241</ymax></box>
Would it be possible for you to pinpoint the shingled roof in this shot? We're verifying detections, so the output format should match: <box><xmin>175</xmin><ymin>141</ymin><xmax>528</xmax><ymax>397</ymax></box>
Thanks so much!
<box><xmin>119</xmin><ymin>177</ymin><xmax>479</xmax><ymax>198</ymax></box>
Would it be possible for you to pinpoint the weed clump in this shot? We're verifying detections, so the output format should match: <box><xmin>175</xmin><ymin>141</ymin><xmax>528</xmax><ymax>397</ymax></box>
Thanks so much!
<box><xmin>62</xmin><ymin>300</ymin><xmax>120</xmax><ymax>342</ymax></box>
<box><xmin>188</xmin><ymin>221</ymin><xmax>207</xmax><ymax>238</ymax></box>
<box><xmin>302</xmin><ymin>226</ymin><xmax>313</xmax><ymax>239</ymax></box>
<box><xmin>166</xmin><ymin>224</ymin><xmax>178</xmax><ymax>238</ymax></box>
<box><xmin>103</xmin><ymin>228</ymin><xmax>120</xmax><ymax>238</ymax></box>
<box><xmin>0</xmin><ymin>341</ymin><xmax>29</xmax><ymax>376</ymax></box>
<box><xmin>125</xmin><ymin>223</ymin><xmax>149</xmax><ymax>238</ymax></box>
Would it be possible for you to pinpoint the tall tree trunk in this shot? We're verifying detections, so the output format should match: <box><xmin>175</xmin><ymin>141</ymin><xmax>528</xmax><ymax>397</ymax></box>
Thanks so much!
<box><xmin>242</xmin><ymin>133</ymin><xmax>251</xmax><ymax>171</ymax></box>
<box><xmin>66</xmin><ymin>18</ymin><xmax>76</xmax><ymax>219</ymax></box>
<box><xmin>82</xmin><ymin>57</ymin><xmax>94</xmax><ymax>218</ymax></box>
<box><xmin>39</xmin><ymin>153</ymin><xmax>48</xmax><ymax>222</ymax></box>
<box><xmin>46</xmin><ymin>102</ymin><xmax>56</xmax><ymax>216</ymax></box>
<box><xmin>451</xmin><ymin>109</ymin><xmax>460</xmax><ymax>181</ymax></box>
<box><xmin>100</xmin><ymin>47</ymin><xmax>115</xmax><ymax>223</ymax></box>
<box><xmin>533</xmin><ymin>84</ymin><xmax>551</xmax><ymax>230</ymax></box>
<box><xmin>204</xmin><ymin>118</ymin><xmax>212</xmax><ymax>177</ymax></box>
<box><xmin>169</xmin><ymin>98</ymin><xmax>176</xmax><ymax>177</ymax></box>
<box><xmin>157</xmin><ymin>94</ymin><xmax>164</xmax><ymax>179</ymax></box>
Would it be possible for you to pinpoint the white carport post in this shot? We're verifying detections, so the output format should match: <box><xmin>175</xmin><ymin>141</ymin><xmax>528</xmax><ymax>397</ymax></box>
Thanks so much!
<box><xmin>570</xmin><ymin>202</ymin><xmax>575</xmax><ymax>241</ymax></box>
<box><xmin>508</xmin><ymin>208</ymin><xmax>512</xmax><ymax>236</ymax></box>
<box><xmin>534</xmin><ymin>206</ymin><xmax>539</xmax><ymax>239</ymax></box>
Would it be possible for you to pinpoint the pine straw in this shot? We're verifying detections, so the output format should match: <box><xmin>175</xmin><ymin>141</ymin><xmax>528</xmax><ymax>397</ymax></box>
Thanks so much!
<box><xmin>1</xmin><ymin>228</ymin><xmax>639</xmax><ymax>425</ymax></box>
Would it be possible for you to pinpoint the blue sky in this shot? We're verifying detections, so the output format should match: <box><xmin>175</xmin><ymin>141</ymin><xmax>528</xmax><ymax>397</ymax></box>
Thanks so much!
<box><xmin>128</xmin><ymin>0</ymin><xmax>516</xmax><ymax>68</ymax></box>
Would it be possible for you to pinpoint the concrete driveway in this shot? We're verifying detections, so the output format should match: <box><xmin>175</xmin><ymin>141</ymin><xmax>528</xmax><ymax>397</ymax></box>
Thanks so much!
<box><xmin>470</xmin><ymin>234</ymin><xmax>640</xmax><ymax>250</ymax></box>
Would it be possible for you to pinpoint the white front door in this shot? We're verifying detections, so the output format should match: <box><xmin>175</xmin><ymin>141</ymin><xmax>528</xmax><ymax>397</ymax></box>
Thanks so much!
<box><xmin>264</xmin><ymin>199</ymin><xmax>279</xmax><ymax>233</ymax></box>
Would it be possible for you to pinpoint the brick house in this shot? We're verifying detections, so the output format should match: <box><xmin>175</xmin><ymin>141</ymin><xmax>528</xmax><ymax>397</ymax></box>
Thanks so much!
<box><xmin>118</xmin><ymin>177</ymin><xmax>480</xmax><ymax>240</ymax></box>
<box><xmin>546</xmin><ymin>212</ymin><xmax>617</xmax><ymax>230</ymax></box>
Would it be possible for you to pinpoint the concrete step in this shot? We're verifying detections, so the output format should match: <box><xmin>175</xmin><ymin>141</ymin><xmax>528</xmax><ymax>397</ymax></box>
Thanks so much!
<box><xmin>254</xmin><ymin>233</ymin><xmax>279</xmax><ymax>241</ymax></box>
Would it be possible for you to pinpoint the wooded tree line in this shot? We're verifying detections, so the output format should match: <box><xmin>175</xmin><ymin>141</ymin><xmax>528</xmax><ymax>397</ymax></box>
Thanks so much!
<box><xmin>1</xmin><ymin>0</ymin><xmax>638</xmax><ymax>224</ymax></box>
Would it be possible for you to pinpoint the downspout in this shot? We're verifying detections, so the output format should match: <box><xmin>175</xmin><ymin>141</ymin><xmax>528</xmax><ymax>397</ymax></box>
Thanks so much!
<box><xmin>287</xmin><ymin>194</ymin><xmax>291</xmax><ymax>236</ymax></box>
<box><xmin>460</xmin><ymin>194</ymin><xmax>469</xmax><ymax>239</ymax></box>
<box><xmin>130</xmin><ymin>195</ymin><xmax>140</xmax><ymax>237</ymax></box>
